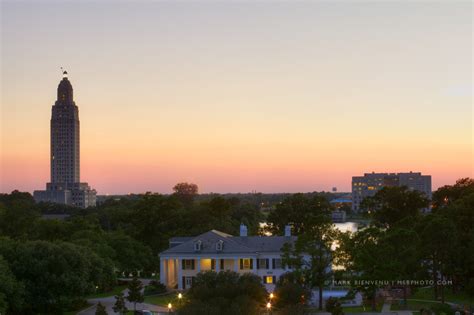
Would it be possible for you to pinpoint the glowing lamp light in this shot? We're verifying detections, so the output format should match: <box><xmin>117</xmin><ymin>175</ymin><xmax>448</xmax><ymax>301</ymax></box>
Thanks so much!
<box><xmin>178</xmin><ymin>293</ymin><xmax>182</xmax><ymax>299</ymax></box>
<box><xmin>266</xmin><ymin>302</ymin><xmax>271</xmax><ymax>309</ymax></box>
<box><xmin>269</xmin><ymin>293</ymin><xmax>274</xmax><ymax>299</ymax></box>
<box><xmin>168</xmin><ymin>303</ymin><xmax>172</xmax><ymax>309</ymax></box>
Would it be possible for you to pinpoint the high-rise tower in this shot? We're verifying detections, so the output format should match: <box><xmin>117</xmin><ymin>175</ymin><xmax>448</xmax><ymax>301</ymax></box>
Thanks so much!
<box><xmin>51</xmin><ymin>71</ymin><xmax>80</xmax><ymax>185</ymax></box>
<box><xmin>34</xmin><ymin>71</ymin><xmax>96</xmax><ymax>208</ymax></box>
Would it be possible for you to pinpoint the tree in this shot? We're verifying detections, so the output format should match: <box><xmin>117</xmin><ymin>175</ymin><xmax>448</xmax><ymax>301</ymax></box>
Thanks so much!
<box><xmin>360</xmin><ymin>186</ymin><xmax>428</xmax><ymax>228</ymax></box>
<box><xmin>0</xmin><ymin>192</ymin><xmax>40</xmax><ymax>239</ymax></box>
<box><xmin>173</xmin><ymin>182</ymin><xmax>199</xmax><ymax>206</ymax></box>
<box><xmin>95</xmin><ymin>301</ymin><xmax>108</xmax><ymax>315</ymax></box>
<box><xmin>113</xmin><ymin>292</ymin><xmax>128</xmax><ymax>315</ymax></box>
<box><xmin>380</xmin><ymin>227</ymin><xmax>421</xmax><ymax>305</ymax></box>
<box><xmin>106</xmin><ymin>231</ymin><xmax>156</xmax><ymax>275</ymax></box>
<box><xmin>0</xmin><ymin>255</ymin><xmax>24</xmax><ymax>314</ymax></box>
<box><xmin>326</xmin><ymin>297</ymin><xmax>344</xmax><ymax>315</ymax></box>
<box><xmin>129</xmin><ymin>194</ymin><xmax>184</xmax><ymax>252</ymax></box>
<box><xmin>267</xmin><ymin>193</ymin><xmax>332</xmax><ymax>235</ymax></box>
<box><xmin>126</xmin><ymin>277</ymin><xmax>144</xmax><ymax>311</ymax></box>
<box><xmin>419</xmin><ymin>214</ymin><xmax>457</xmax><ymax>302</ymax></box>
<box><xmin>339</xmin><ymin>226</ymin><xmax>386</xmax><ymax>311</ymax></box>
<box><xmin>0</xmin><ymin>239</ymin><xmax>115</xmax><ymax>314</ymax></box>
<box><xmin>432</xmin><ymin>178</ymin><xmax>474</xmax><ymax>211</ymax></box>
<box><xmin>282</xmin><ymin>221</ymin><xmax>335</xmax><ymax>310</ymax></box>
<box><xmin>274</xmin><ymin>272</ymin><xmax>310</xmax><ymax>313</ymax></box>
<box><xmin>180</xmin><ymin>271</ymin><xmax>267</xmax><ymax>315</ymax></box>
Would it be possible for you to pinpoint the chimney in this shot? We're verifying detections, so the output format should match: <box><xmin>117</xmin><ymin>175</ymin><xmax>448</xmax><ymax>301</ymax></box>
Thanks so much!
<box><xmin>240</xmin><ymin>224</ymin><xmax>248</xmax><ymax>237</ymax></box>
<box><xmin>284</xmin><ymin>225</ymin><xmax>291</xmax><ymax>237</ymax></box>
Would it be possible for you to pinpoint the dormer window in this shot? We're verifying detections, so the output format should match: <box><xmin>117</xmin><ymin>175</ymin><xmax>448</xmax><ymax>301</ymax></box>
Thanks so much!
<box><xmin>194</xmin><ymin>240</ymin><xmax>202</xmax><ymax>251</ymax></box>
<box><xmin>216</xmin><ymin>240</ymin><xmax>224</xmax><ymax>251</ymax></box>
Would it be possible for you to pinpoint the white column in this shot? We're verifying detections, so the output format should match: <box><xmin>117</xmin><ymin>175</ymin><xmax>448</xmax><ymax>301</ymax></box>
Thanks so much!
<box><xmin>252</xmin><ymin>257</ymin><xmax>257</xmax><ymax>274</ymax></box>
<box><xmin>196</xmin><ymin>258</ymin><xmax>201</xmax><ymax>272</ymax></box>
<box><xmin>234</xmin><ymin>257</ymin><xmax>239</xmax><ymax>272</ymax></box>
<box><xmin>215</xmin><ymin>258</ymin><xmax>220</xmax><ymax>272</ymax></box>
<box><xmin>160</xmin><ymin>257</ymin><xmax>166</xmax><ymax>286</ymax></box>
<box><xmin>177</xmin><ymin>258</ymin><xmax>183</xmax><ymax>290</ymax></box>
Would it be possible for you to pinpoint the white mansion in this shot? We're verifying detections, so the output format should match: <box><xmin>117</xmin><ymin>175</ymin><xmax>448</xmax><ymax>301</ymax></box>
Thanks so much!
<box><xmin>159</xmin><ymin>224</ymin><xmax>297</xmax><ymax>291</ymax></box>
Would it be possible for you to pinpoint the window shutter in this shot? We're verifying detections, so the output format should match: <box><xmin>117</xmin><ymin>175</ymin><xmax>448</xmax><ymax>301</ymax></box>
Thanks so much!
<box><xmin>250</xmin><ymin>259</ymin><xmax>254</xmax><ymax>269</ymax></box>
<box><xmin>240</xmin><ymin>259</ymin><xmax>243</xmax><ymax>270</ymax></box>
<box><xmin>211</xmin><ymin>259</ymin><xmax>215</xmax><ymax>270</ymax></box>
<box><xmin>256</xmin><ymin>259</ymin><xmax>260</xmax><ymax>269</ymax></box>
<box><xmin>182</xmin><ymin>259</ymin><xmax>185</xmax><ymax>270</ymax></box>
<box><xmin>272</xmin><ymin>258</ymin><xmax>275</xmax><ymax>269</ymax></box>
<box><xmin>220</xmin><ymin>259</ymin><xmax>224</xmax><ymax>270</ymax></box>
<box><xmin>266</xmin><ymin>259</ymin><xmax>269</xmax><ymax>269</ymax></box>
<box><xmin>262</xmin><ymin>276</ymin><xmax>266</xmax><ymax>284</ymax></box>
<box><xmin>191</xmin><ymin>259</ymin><xmax>195</xmax><ymax>270</ymax></box>
<box><xmin>273</xmin><ymin>276</ymin><xmax>276</xmax><ymax>284</ymax></box>
<box><xmin>182</xmin><ymin>276</ymin><xmax>185</xmax><ymax>289</ymax></box>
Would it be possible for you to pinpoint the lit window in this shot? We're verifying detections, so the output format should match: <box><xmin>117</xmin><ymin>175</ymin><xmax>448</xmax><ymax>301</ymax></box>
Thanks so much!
<box><xmin>241</xmin><ymin>259</ymin><xmax>252</xmax><ymax>270</ymax></box>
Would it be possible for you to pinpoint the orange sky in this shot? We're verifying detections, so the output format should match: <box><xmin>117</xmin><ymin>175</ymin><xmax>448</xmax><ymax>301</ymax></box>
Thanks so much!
<box><xmin>1</xmin><ymin>2</ymin><xmax>472</xmax><ymax>194</ymax></box>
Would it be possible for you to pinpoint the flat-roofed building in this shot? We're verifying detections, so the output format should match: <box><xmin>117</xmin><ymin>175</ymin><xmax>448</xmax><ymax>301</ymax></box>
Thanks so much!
<box><xmin>352</xmin><ymin>172</ymin><xmax>431</xmax><ymax>212</ymax></box>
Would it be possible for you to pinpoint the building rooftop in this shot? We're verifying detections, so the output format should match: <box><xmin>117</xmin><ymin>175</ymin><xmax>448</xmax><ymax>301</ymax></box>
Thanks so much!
<box><xmin>161</xmin><ymin>229</ymin><xmax>296</xmax><ymax>256</ymax></box>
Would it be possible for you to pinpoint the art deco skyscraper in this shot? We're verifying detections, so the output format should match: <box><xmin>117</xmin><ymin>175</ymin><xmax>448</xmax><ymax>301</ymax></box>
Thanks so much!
<box><xmin>50</xmin><ymin>71</ymin><xmax>80</xmax><ymax>185</ymax></box>
<box><xmin>34</xmin><ymin>71</ymin><xmax>96</xmax><ymax>208</ymax></box>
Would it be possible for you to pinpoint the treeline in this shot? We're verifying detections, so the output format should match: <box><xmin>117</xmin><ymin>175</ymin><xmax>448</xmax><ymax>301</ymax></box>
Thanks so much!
<box><xmin>0</xmin><ymin>184</ymin><xmax>264</xmax><ymax>314</ymax></box>
<box><xmin>336</xmin><ymin>178</ymin><xmax>474</xmax><ymax>309</ymax></box>
<box><xmin>0</xmin><ymin>180</ymin><xmax>472</xmax><ymax>313</ymax></box>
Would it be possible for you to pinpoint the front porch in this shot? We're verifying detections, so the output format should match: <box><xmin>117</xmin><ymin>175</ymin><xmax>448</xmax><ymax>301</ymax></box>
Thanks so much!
<box><xmin>160</xmin><ymin>257</ymin><xmax>257</xmax><ymax>290</ymax></box>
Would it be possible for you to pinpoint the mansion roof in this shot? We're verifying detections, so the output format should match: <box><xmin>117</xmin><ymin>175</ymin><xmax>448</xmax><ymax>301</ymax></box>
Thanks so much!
<box><xmin>160</xmin><ymin>230</ymin><xmax>296</xmax><ymax>256</ymax></box>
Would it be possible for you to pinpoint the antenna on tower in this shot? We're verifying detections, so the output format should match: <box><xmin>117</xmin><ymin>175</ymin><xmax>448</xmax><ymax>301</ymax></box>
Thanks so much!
<box><xmin>60</xmin><ymin>67</ymin><xmax>68</xmax><ymax>78</ymax></box>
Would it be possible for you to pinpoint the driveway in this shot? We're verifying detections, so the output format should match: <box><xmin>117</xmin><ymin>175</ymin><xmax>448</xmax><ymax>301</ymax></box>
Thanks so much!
<box><xmin>78</xmin><ymin>279</ymin><xmax>169</xmax><ymax>315</ymax></box>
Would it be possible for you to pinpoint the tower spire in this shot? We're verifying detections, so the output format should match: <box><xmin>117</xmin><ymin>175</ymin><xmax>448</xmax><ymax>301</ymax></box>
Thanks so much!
<box><xmin>60</xmin><ymin>67</ymin><xmax>68</xmax><ymax>78</ymax></box>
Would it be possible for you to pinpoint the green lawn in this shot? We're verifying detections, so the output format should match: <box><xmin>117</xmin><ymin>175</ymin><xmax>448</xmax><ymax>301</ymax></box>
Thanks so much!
<box><xmin>144</xmin><ymin>293</ymin><xmax>178</xmax><ymax>306</ymax></box>
<box><xmin>411</xmin><ymin>287</ymin><xmax>474</xmax><ymax>305</ymax></box>
<box><xmin>391</xmin><ymin>300</ymin><xmax>440</xmax><ymax>311</ymax></box>
<box><xmin>342</xmin><ymin>303</ymin><xmax>383</xmax><ymax>313</ymax></box>
<box><xmin>63</xmin><ymin>303</ymin><xmax>93</xmax><ymax>315</ymax></box>
<box><xmin>85</xmin><ymin>285</ymin><xmax>127</xmax><ymax>299</ymax></box>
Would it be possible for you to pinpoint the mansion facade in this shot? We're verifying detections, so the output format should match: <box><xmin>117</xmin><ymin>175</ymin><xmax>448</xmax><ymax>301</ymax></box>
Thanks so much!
<box><xmin>159</xmin><ymin>225</ymin><xmax>298</xmax><ymax>291</ymax></box>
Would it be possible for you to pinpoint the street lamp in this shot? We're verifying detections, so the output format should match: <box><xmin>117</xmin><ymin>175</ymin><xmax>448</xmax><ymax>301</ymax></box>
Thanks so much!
<box><xmin>168</xmin><ymin>303</ymin><xmax>172</xmax><ymax>313</ymax></box>
<box><xmin>178</xmin><ymin>293</ymin><xmax>183</xmax><ymax>307</ymax></box>
<box><xmin>269</xmin><ymin>293</ymin><xmax>274</xmax><ymax>300</ymax></box>
<box><xmin>266</xmin><ymin>302</ymin><xmax>272</xmax><ymax>314</ymax></box>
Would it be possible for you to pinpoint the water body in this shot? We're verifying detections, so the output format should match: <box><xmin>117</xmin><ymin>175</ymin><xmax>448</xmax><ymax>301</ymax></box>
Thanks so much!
<box><xmin>334</xmin><ymin>221</ymin><xmax>359</xmax><ymax>233</ymax></box>
<box><xmin>259</xmin><ymin>221</ymin><xmax>360</xmax><ymax>235</ymax></box>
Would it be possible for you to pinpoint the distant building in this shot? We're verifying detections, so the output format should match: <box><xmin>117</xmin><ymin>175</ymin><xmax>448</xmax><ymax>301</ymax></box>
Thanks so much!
<box><xmin>331</xmin><ymin>210</ymin><xmax>347</xmax><ymax>223</ymax></box>
<box><xmin>351</xmin><ymin>172</ymin><xmax>431</xmax><ymax>212</ymax></box>
<box><xmin>330</xmin><ymin>195</ymin><xmax>352</xmax><ymax>210</ymax></box>
<box><xmin>34</xmin><ymin>71</ymin><xmax>96</xmax><ymax>208</ymax></box>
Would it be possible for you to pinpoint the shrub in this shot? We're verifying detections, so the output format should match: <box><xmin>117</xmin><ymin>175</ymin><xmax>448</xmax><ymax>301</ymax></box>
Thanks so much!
<box><xmin>429</xmin><ymin>303</ymin><xmax>454</xmax><ymax>315</ymax></box>
<box><xmin>144</xmin><ymin>280</ymin><xmax>166</xmax><ymax>296</ymax></box>
<box><xmin>326</xmin><ymin>297</ymin><xmax>344</xmax><ymax>315</ymax></box>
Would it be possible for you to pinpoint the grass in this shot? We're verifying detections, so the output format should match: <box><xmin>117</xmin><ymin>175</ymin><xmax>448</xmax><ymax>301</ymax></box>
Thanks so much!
<box><xmin>144</xmin><ymin>293</ymin><xmax>177</xmax><ymax>306</ymax></box>
<box><xmin>342</xmin><ymin>303</ymin><xmax>383</xmax><ymax>313</ymax></box>
<box><xmin>63</xmin><ymin>303</ymin><xmax>93</xmax><ymax>315</ymax></box>
<box><xmin>391</xmin><ymin>300</ymin><xmax>440</xmax><ymax>311</ymax></box>
<box><xmin>85</xmin><ymin>284</ymin><xmax>128</xmax><ymax>299</ymax></box>
<box><xmin>411</xmin><ymin>287</ymin><xmax>474</xmax><ymax>305</ymax></box>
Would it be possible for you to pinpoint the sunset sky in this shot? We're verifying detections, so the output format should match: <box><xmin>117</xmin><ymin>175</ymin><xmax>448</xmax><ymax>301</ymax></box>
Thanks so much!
<box><xmin>1</xmin><ymin>1</ymin><xmax>472</xmax><ymax>194</ymax></box>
